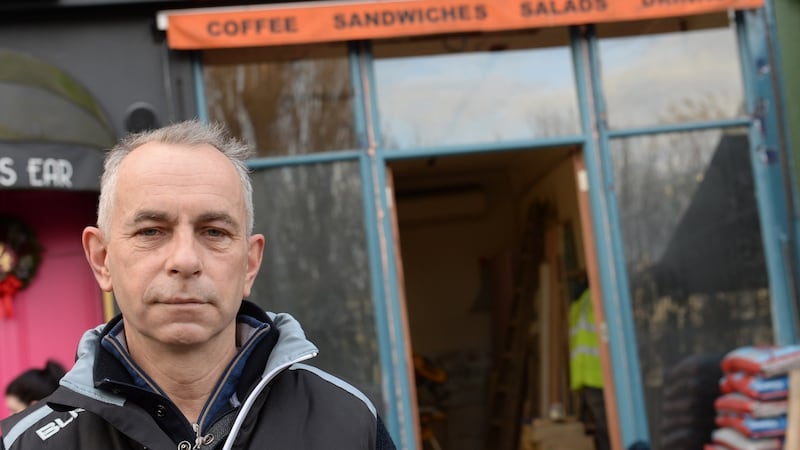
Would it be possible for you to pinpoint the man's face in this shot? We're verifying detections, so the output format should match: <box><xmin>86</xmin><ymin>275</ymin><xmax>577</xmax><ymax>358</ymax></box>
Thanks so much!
<box><xmin>83</xmin><ymin>142</ymin><xmax>264</xmax><ymax>349</ymax></box>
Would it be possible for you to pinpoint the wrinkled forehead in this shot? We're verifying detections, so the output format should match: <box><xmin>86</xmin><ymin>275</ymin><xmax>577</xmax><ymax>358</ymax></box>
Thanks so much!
<box><xmin>115</xmin><ymin>143</ymin><xmax>247</xmax><ymax>217</ymax></box>
<box><xmin>123</xmin><ymin>141</ymin><xmax>232</xmax><ymax>169</ymax></box>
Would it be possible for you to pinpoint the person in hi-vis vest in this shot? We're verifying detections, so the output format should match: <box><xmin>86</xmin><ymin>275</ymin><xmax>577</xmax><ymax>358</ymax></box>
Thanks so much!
<box><xmin>569</xmin><ymin>287</ymin><xmax>611</xmax><ymax>450</ymax></box>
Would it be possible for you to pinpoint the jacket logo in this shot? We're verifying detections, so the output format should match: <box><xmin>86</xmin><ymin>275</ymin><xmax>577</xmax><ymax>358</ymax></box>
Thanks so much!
<box><xmin>36</xmin><ymin>408</ymin><xmax>85</xmax><ymax>441</ymax></box>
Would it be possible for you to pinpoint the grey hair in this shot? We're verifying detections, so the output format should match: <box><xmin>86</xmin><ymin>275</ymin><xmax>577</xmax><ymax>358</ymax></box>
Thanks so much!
<box><xmin>97</xmin><ymin>120</ymin><xmax>255</xmax><ymax>236</ymax></box>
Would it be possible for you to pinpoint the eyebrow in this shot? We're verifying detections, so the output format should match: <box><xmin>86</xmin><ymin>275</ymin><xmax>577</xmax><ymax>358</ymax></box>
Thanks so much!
<box><xmin>196</xmin><ymin>212</ymin><xmax>240</xmax><ymax>229</ymax></box>
<box><xmin>132</xmin><ymin>210</ymin><xmax>172</xmax><ymax>225</ymax></box>
<box><xmin>131</xmin><ymin>211</ymin><xmax>240</xmax><ymax>229</ymax></box>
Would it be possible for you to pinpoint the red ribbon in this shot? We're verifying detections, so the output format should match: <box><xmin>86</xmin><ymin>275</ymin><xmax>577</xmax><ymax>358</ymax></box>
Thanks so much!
<box><xmin>0</xmin><ymin>274</ymin><xmax>22</xmax><ymax>318</ymax></box>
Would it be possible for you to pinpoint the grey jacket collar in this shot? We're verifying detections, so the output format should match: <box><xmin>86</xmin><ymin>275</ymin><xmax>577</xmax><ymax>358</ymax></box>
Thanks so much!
<box><xmin>59</xmin><ymin>309</ymin><xmax>319</xmax><ymax>407</ymax></box>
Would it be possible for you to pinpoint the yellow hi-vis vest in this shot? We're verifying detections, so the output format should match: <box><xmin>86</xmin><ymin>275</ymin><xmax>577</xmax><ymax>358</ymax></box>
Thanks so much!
<box><xmin>569</xmin><ymin>289</ymin><xmax>604</xmax><ymax>390</ymax></box>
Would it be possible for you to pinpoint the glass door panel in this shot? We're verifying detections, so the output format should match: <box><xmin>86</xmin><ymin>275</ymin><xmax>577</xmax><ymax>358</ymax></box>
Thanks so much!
<box><xmin>611</xmin><ymin>128</ymin><xmax>773</xmax><ymax>449</ymax></box>
<box><xmin>248</xmin><ymin>161</ymin><xmax>383</xmax><ymax>412</ymax></box>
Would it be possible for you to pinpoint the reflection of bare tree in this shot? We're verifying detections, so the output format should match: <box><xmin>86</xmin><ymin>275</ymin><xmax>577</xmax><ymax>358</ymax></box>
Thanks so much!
<box><xmin>614</xmin><ymin>94</ymin><xmax>747</xmax><ymax>266</ymax></box>
<box><xmin>204</xmin><ymin>57</ymin><xmax>356</xmax><ymax>156</ymax></box>
<box><xmin>614</xmin><ymin>131</ymin><xmax>715</xmax><ymax>266</ymax></box>
<box><xmin>615</xmin><ymin>126</ymin><xmax>773</xmax><ymax>449</ymax></box>
<box><xmin>661</xmin><ymin>92</ymin><xmax>745</xmax><ymax>124</ymax></box>
<box><xmin>379</xmin><ymin>120</ymin><xmax>429</xmax><ymax>149</ymax></box>
<box><xmin>526</xmin><ymin>108</ymin><xmax>579</xmax><ymax>138</ymax></box>
<box><xmin>379</xmin><ymin>106</ymin><xmax>581</xmax><ymax>149</ymax></box>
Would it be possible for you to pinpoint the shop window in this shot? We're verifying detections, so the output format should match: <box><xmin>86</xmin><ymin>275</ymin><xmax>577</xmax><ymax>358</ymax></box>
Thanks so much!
<box><xmin>202</xmin><ymin>45</ymin><xmax>357</xmax><ymax>156</ymax></box>
<box><xmin>247</xmin><ymin>161</ymin><xmax>383</xmax><ymax>412</ymax></box>
<box><xmin>611</xmin><ymin>128</ymin><xmax>773</xmax><ymax>449</ymax></box>
<box><xmin>372</xmin><ymin>29</ymin><xmax>580</xmax><ymax>149</ymax></box>
<box><xmin>597</xmin><ymin>14</ymin><xmax>745</xmax><ymax>129</ymax></box>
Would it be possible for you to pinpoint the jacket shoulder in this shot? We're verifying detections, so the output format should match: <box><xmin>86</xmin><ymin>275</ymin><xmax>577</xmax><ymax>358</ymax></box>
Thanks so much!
<box><xmin>246</xmin><ymin>363</ymin><xmax>379</xmax><ymax>449</ymax></box>
<box><xmin>2</xmin><ymin>404</ymin><xmax>80</xmax><ymax>450</ymax></box>
<box><xmin>2</xmin><ymin>404</ymin><xmax>151</xmax><ymax>450</ymax></box>
<box><xmin>287</xmin><ymin>363</ymin><xmax>377</xmax><ymax>418</ymax></box>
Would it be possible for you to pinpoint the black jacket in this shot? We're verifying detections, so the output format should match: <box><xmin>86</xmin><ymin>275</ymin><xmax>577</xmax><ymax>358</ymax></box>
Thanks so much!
<box><xmin>1</xmin><ymin>301</ymin><xmax>396</xmax><ymax>450</ymax></box>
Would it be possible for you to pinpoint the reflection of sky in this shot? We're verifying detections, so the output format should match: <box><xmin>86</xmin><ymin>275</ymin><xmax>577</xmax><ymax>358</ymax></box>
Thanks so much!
<box><xmin>599</xmin><ymin>27</ymin><xmax>743</xmax><ymax>126</ymax></box>
<box><xmin>374</xmin><ymin>26</ymin><xmax>743</xmax><ymax>148</ymax></box>
<box><xmin>374</xmin><ymin>46</ymin><xmax>579</xmax><ymax>148</ymax></box>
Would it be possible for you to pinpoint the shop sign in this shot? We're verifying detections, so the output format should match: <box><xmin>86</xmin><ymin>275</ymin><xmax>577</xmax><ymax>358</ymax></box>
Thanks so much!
<box><xmin>0</xmin><ymin>142</ymin><xmax>103</xmax><ymax>191</ymax></box>
<box><xmin>158</xmin><ymin>0</ymin><xmax>764</xmax><ymax>50</ymax></box>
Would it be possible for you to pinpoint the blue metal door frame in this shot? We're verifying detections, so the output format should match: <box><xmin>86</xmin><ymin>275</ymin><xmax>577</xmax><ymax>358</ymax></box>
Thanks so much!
<box><xmin>738</xmin><ymin>6</ymin><xmax>800</xmax><ymax>346</ymax></box>
<box><xmin>569</xmin><ymin>25</ymin><xmax>651</xmax><ymax>446</ymax></box>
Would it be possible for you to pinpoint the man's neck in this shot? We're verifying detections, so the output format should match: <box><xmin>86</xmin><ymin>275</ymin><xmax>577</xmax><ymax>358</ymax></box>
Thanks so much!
<box><xmin>127</xmin><ymin>331</ymin><xmax>239</xmax><ymax>423</ymax></box>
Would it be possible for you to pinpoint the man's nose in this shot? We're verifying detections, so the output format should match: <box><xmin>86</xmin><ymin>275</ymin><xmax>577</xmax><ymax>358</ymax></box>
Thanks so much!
<box><xmin>166</xmin><ymin>230</ymin><xmax>202</xmax><ymax>276</ymax></box>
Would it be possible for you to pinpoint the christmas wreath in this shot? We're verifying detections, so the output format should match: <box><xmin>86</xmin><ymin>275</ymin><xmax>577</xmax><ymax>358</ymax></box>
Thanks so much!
<box><xmin>0</xmin><ymin>216</ymin><xmax>42</xmax><ymax>318</ymax></box>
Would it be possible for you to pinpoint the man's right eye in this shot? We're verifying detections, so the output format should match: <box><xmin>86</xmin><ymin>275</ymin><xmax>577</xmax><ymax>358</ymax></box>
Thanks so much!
<box><xmin>138</xmin><ymin>228</ymin><xmax>160</xmax><ymax>237</ymax></box>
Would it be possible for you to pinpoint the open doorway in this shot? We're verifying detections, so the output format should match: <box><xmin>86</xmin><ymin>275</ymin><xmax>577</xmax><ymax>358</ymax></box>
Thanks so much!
<box><xmin>388</xmin><ymin>145</ymin><xmax>607</xmax><ymax>450</ymax></box>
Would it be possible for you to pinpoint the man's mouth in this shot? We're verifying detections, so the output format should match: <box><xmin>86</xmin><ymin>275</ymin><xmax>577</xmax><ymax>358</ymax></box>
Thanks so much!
<box><xmin>161</xmin><ymin>297</ymin><xmax>206</xmax><ymax>305</ymax></box>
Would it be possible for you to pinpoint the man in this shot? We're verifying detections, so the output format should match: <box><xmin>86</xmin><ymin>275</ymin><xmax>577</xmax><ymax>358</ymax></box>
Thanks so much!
<box><xmin>569</xmin><ymin>287</ymin><xmax>610</xmax><ymax>450</ymax></box>
<box><xmin>1</xmin><ymin>121</ymin><xmax>396</xmax><ymax>449</ymax></box>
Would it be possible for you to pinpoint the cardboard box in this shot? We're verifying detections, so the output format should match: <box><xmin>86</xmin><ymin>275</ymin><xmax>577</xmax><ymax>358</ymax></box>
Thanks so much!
<box><xmin>530</xmin><ymin>419</ymin><xmax>586</xmax><ymax>442</ymax></box>
<box><xmin>519</xmin><ymin>419</ymin><xmax>595</xmax><ymax>450</ymax></box>
<box><xmin>535</xmin><ymin>436</ymin><xmax>594</xmax><ymax>450</ymax></box>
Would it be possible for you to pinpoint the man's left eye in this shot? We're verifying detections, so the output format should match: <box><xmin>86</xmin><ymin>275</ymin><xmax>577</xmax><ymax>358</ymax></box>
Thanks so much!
<box><xmin>206</xmin><ymin>229</ymin><xmax>226</xmax><ymax>237</ymax></box>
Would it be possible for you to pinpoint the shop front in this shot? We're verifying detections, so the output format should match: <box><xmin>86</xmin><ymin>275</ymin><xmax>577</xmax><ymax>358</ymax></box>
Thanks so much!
<box><xmin>1</xmin><ymin>0</ymin><xmax>798</xmax><ymax>448</ymax></box>
<box><xmin>154</xmin><ymin>1</ymin><xmax>799</xmax><ymax>448</ymax></box>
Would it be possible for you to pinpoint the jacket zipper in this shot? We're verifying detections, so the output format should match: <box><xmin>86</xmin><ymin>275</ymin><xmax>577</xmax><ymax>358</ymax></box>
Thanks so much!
<box><xmin>193</xmin><ymin>423</ymin><xmax>203</xmax><ymax>449</ymax></box>
<box><xmin>191</xmin><ymin>325</ymin><xmax>273</xmax><ymax>448</ymax></box>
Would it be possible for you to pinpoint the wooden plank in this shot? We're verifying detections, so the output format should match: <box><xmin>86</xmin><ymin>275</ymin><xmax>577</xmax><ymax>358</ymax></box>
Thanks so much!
<box><xmin>785</xmin><ymin>369</ymin><xmax>800</xmax><ymax>450</ymax></box>
<box><xmin>571</xmin><ymin>151</ymin><xmax>623</xmax><ymax>450</ymax></box>
<box><xmin>545</xmin><ymin>225</ymin><xmax>565</xmax><ymax>412</ymax></box>
<box><xmin>539</xmin><ymin>263</ymin><xmax>551</xmax><ymax>418</ymax></box>
<box><xmin>385</xmin><ymin>167</ymin><xmax>422</xmax><ymax>450</ymax></box>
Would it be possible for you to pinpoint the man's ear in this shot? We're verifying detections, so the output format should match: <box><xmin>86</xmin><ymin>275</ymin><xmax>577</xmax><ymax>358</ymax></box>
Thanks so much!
<box><xmin>82</xmin><ymin>226</ymin><xmax>112</xmax><ymax>292</ymax></box>
<box><xmin>243</xmin><ymin>233</ymin><xmax>265</xmax><ymax>299</ymax></box>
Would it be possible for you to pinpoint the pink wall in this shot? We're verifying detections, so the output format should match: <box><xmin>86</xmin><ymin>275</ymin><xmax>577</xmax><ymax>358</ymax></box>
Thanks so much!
<box><xmin>0</xmin><ymin>190</ymin><xmax>104</xmax><ymax>418</ymax></box>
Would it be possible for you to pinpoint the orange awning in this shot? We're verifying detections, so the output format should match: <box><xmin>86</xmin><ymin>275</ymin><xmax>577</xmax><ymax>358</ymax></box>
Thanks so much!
<box><xmin>158</xmin><ymin>0</ymin><xmax>764</xmax><ymax>50</ymax></box>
